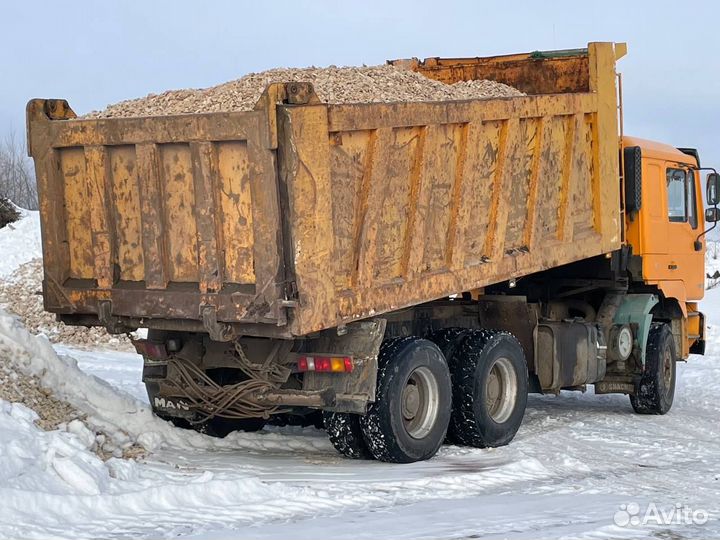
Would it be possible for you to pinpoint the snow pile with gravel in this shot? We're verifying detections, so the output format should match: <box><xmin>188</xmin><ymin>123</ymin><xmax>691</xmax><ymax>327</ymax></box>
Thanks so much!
<box><xmin>0</xmin><ymin>210</ymin><xmax>130</xmax><ymax>350</ymax></box>
<box><xmin>0</xmin><ymin>307</ymin><xmax>328</xmax><ymax>453</ymax></box>
<box><xmin>0</xmin><ymin>314</ymin><xmax>146</xmax><ymax>459</ymax></box>
<box><xmin>0</xmin><ymin>356</ymin><xmax>79</xmax><ymax>431</ymax></box>
<box><xmin>0</xmin><ymin>258</ymin><xmax>133</xmax><ymax>350</ymax></box>
<box><xmin>86</xmin><ymin>64</ymin><xmax>524</xmax><ymax>118</ymax></box>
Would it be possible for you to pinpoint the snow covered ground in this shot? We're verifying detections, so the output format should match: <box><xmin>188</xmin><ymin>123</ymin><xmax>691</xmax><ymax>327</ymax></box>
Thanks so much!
<box><xmin>1</xmin><ymin>212</ymin><xmax>720</xmax><ymax>539</ymax></box>
<box><xmin>0</xmin><ymin>209</ymin><xmax>40</xmax><ymax>277</ymax></box>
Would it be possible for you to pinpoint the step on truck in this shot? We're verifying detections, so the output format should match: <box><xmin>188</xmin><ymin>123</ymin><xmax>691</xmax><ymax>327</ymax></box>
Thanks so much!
<box><xmin>27</xmin><ymin>42</ymin><xmax>718</xmax><ymax>462</ymax></box>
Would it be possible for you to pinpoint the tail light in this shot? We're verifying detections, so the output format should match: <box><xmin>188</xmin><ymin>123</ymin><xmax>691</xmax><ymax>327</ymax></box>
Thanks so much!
<box><xmin>132</xmin><ymin>339</ymin><xmax>168</xmax><ymax>360</ymax></box>
<box><xmin>297</xmin><ymin>355</ymin><xmax>353</xmax><ymax>373</ymax></box>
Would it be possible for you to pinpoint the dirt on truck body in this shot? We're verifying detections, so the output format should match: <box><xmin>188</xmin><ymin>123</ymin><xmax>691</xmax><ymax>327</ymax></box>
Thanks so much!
<box><xmin>27</xmin><ymin>42</ymin><xmax>716</xmax><ymax>463</ymax></box>
<box><xmin>27</xmin><ymin>44</ymin><xmax>619</xmax><ymax>337</ymax></box>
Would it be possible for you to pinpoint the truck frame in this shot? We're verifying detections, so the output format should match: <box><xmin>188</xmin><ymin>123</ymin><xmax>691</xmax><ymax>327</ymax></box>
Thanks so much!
<box><xmin>26</xmin><ymin>42</ymin><xmax>717</xmax><ymax>462</ymax></box>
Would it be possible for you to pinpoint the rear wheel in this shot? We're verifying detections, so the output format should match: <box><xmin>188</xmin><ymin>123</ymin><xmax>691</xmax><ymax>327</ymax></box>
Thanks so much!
<box><xmin>428</xmin><ymin>328</ymin><xmax>470</xmax><ymax>363</ymax></box>
<box><xmin>449</xmin><ymin>330</ymin><xmax>528</xmax><ymax>448</ymax></box>
<box><xmin>630</xmin><ymin>323</ymin><xmax>676</xmax><ymax>415</ymax></box>
<box><xmin>323</xmin><ymin>412</ymin><xmax>373</xmax><ymax>459</ymax></box>
<box><xmin>428</xmin><ymin>327</ymin><xmax>470</xmax><ymax>444</ymax></box>
<box><xmin>360</xmin><ymin>337</ymin><xmax>452</xmax><ymax>463</ymax></box>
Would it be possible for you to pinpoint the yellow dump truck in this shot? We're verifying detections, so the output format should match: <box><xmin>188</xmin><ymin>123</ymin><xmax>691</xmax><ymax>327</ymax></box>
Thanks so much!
<box><xmin>27</xmin><ymin>42</ymin><xmax>718</xmax><ymax>462</ymax></box>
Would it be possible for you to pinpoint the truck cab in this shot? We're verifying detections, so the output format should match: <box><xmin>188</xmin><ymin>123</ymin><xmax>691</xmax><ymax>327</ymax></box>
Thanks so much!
<box><xmin>623</xmin><ymin>136</ymin><xmax>710</xmax><ymax>358</ymax></box>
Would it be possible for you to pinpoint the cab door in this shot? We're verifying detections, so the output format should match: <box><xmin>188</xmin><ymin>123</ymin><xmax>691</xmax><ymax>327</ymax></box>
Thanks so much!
<box><xmin>647</xmin><ymin>163</ymin><xmax>705</xmax><ymax>301</ymax></box>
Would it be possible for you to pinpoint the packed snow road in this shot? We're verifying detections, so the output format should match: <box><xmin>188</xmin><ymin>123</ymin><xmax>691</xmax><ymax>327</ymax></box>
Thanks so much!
<box><xmin>2</xmin><ymin>297</ymin><xmax>718</xmax><ymax>539</ymax></box>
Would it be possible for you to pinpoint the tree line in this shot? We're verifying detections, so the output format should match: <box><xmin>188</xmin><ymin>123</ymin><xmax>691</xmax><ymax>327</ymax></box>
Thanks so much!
<box><xmin>0</xmin><ymin>130</ymin><xmax>37</xmax><ymax>211</ymax></box>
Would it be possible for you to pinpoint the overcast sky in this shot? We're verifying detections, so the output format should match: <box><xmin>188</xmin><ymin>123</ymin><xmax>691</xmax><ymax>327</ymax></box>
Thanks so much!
<box><xmin>2</xmin><ymin>0</ymin><xmax>718</xmax><ymax>171</ymax></box>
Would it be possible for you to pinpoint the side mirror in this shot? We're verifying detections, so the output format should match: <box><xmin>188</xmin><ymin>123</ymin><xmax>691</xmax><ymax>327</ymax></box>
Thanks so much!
<box><xmin>707</xmin><ymin>172</ymin><xmax>720</xmax><ymax>206</ymax></box>
<box><xmin>706</xmin><ymin>207</ymin><xmax>720</xmax><ymax>223</ymax></box>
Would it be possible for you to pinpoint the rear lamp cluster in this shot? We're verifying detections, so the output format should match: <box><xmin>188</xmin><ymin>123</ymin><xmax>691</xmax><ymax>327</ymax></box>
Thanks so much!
<box><xmin>132</xmin><ymin>339</ymin><xmax>168</xmax><ymax>360</ymax></box>
<box><xmin>297</xmin><ymin>355</ymin><xmax>353</xmax><ymax>373</ymax></box>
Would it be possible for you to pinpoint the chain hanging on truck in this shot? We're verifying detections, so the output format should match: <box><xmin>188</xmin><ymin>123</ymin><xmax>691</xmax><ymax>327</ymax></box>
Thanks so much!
<box><xmin>163</xmin><ymin>341</ymin><xmax>291</xmax><ymax>422</ymax></box>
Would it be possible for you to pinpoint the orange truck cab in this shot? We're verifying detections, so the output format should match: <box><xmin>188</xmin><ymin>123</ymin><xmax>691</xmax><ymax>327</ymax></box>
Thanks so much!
<box><xmin>622</xmin><ymin>136</ymin><xmax>717</xmax><ymax>359</ymax></box>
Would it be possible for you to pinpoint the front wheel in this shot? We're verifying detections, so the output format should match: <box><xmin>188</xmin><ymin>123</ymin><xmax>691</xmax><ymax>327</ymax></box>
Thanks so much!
<box><xmin>360</xmin><ymin>337</ymin><xmax>452</xmax><ymax>463</ymax></box>
<box><xmin>630</xmin><ymin>322</ymin><xmax>676</xmax><ymax>415</ymax></box>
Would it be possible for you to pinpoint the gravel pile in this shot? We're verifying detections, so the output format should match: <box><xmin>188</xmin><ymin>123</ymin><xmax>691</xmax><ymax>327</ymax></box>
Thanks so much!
<box><xmin>0</xmin><ymin>259</ymin><xmax>132</xmax><ymax>350</ymax></box>
<box><xmin>0</xmin><ymin>346</ymin><xmax>144</xmax><ymax>459</ymax></box>
<box><xmin>0</xmin><ymin>358</ymin><xmax>79</xmax><ymax>430</ymax></box>
<box><xmin>86</xmin><ymin>65</ymin><xmax>524</xmax><ymax>118</ymax></box>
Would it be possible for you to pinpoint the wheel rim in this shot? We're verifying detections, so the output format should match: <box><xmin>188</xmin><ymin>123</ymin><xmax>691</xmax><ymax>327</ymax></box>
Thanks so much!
<box><xmin>485</xmin><ymin>356</ymin><xmax>518</xmax><ymax>424</ymax></box>
<box><xmin>662</xmin><ymin>344</ymin><xmax>673</xmax><ymax>389</ymax></box>
<box><xmin>401</xmin><ymin>366</ymin><xmax>440</xmax><ymax>439</ymax></box>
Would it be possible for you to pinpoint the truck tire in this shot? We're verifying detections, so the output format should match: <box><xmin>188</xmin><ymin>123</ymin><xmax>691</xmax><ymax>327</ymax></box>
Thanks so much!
<box><xmin>360</xmin><ymin>337</ymin><xmax>452</xmax><ymax>463</ymax></box>
<box><xmin>428</xmin><ymin>327</ymin><xmax>470</xmax><ymax>364</ymax></box>
<box><xmin>428</xmin><ymin>328</ymin><xmax>470</xmax><ymax>444</ymax></box>
<box><xmin>630</xmin><ymin>323</ymin><xmax>676</xmax><ymax>415</ymax></box>
<box><xmin>323</xmin><ymin>412</ymin><xmax>373</xmax><ymax>459</ymax></box>
<box><xmin>449</xmin><ymin>330</ymin><xmax>528</xmax><ymax>448</ymax></box>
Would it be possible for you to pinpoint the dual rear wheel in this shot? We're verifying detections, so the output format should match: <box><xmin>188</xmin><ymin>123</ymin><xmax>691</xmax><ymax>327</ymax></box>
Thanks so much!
<box><xmin>325</xmin><ymin>329</ymin><xmax>529</xmax><ymax>463</ymax></box>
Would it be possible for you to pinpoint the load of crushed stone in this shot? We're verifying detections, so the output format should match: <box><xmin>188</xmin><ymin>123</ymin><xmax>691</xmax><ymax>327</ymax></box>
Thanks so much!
<box><xmin>0</xmin><ymin>259</ymin><xmax>132</xmax><ymax>350</ymax></box>
<box><xmin>86</xmin><ymin>64</ymin><xmax>524</xmax><ymax>118</ymax></box>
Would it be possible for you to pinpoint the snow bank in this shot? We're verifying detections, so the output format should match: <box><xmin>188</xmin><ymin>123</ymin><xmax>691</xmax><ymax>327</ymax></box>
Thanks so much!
<box><xmin>0</xmin><ymin>395</ymin><xmax>309</xmax><ymax>540</ymax></box>
<box><xmin>0</xmin><ymin>308</ymin><xmax>334</xmax><ymax>538</ymax></box>
<box><xmin>0</xmin><ymin>401</ymin><xmax>113</xmax><ymax>496</ymax></box>
<box><xmin>0</xmin><ymin>210</ymin><xmax>41</xmax><ymax>278</ymax></box>
<box><xmin>0</xmin><ymin>308</ymin><xmax>329</xmax><ymax>455</ymax></box>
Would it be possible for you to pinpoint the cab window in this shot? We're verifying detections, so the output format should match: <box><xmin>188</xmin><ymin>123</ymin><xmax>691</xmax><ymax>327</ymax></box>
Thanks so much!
<box><xmin>666</xmin><ymin>168</ymin><xmax>697</xmax><ymax>228</ymax></box>
<box><xmin>686</xmin><ymin>170</ymin><xmax>698</xmax><ymax>229</ymax></box>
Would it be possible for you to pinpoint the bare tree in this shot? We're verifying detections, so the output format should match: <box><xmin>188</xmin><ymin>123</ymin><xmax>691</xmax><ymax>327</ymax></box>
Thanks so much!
<box><xmin>0</xmin><ymin>130</ymin><xmax>37</xmax><ymax>210</ymax></box>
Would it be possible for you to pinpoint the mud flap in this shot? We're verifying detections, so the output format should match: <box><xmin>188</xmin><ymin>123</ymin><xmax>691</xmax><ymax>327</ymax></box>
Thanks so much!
<box><xmin>301</xmin><ymin>318</ymin><xmax>386</xmax><ymax>414</ymax></box>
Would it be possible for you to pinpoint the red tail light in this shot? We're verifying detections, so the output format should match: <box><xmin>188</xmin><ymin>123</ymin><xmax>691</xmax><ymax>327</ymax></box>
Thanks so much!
<box><xmin>315</xmin><ymin>357</ymin><xmax>331</xmax><ymax>371</ymax></box>
<box><xmin>297</xmin><ymin>355</ymin><xmax>353</xmax><ymax>373</ymax></box>
<box><xmin>132</xmin><ymin>339</ymin><xmax>168</xmax><ymax>360</ymax></box>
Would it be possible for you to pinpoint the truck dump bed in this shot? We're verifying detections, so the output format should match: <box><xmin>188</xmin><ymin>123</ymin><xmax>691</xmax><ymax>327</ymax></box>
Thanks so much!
<box><xmin>27</xmin><ymin>42</ymin><xmax>624</xmax><ymax>338</ymax></box>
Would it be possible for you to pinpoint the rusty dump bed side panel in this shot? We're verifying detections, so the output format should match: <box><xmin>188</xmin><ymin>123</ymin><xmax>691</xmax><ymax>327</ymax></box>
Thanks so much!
<box><xmin>27</xmin><ymin>42</ymin><xmax>623</xmax><ymax>338</ymax></box>
<box><xmin>27</xmin><ymin>102</ymin><xmax>287</xmax><ymax>334</ymax></box>
<box><xmin>280</xmin><ymin>43</ymin><xmax>623</xmax><ymax>335</ymax></box>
